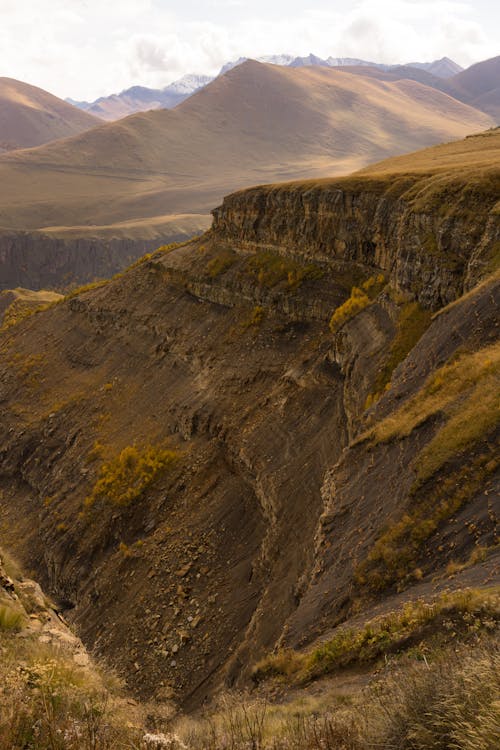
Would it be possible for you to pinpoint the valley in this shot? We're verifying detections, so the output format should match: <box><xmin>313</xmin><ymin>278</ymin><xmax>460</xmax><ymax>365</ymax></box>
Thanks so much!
<box><xmin>0</xmin><ymin>130</ymin><xmax>498</xmax><ymax>727</ymax></box>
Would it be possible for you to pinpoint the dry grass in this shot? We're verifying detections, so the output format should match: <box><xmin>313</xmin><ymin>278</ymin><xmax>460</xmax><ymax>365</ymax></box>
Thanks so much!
<box><xmin>368</xmin><ymin>340</ymin><xmax>500</xmax><ymax>481</ymax></box>
<box><xmin>177</xmin><ymin>638</ymin><xmax>500</xmax><ymax>750</ymax></box>
<box><xmin>84</xmin><ymin>444</ymin><xmax>179</xmax><ymax>508</ymax></box>
<box><xmin>0</xmin><ymin>602</ymin><xmax>25</xmax><ymax>631</ymax></box>
<box><xmin>0</xmin><ymin>289</ymin><xmax>63</xmax><ymax>331</ymax></box>
<box><xmin>253</xmin><ymin>588</ymin><xmax>499</xmax><ymax>684</ymax></box>
<box><xmin>355</xmin><ymin>450</ymin><xmax>498</xmax><ymax>591</ymax></box>
<box><xmin>0</xmin><ymin>633</ymin><xmax>146</xmax><ymax>750</ymax></box>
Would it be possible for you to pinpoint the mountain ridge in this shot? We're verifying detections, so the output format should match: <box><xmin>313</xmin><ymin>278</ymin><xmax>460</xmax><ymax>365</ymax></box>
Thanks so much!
<box><xmin>0</xmin><ymin>77</ymin><xmax>99</xmax><ymax>152</ymax></box>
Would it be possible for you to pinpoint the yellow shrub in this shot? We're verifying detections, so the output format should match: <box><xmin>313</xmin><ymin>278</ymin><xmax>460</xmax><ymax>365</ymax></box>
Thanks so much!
<box><xmin>85</xmin><ymin>444</ymin><xmax>178</xmax><ymax>508</ymax></box>
<box><xmin>329</xmin><ymin>287</ymin><xmax>370</xmax><ymax>333</ymax></box>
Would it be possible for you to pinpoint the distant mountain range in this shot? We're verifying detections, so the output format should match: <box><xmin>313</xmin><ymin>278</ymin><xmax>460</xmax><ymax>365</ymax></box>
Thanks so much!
<box><xmin>0</xmin><ymin>59</ymin><xmax>492</xmax><ymax>243</ymax></box>
<box><xmin>67</xmin><ymin>74</ymin><xmax>213</xmax><ymax>121</ymax></box>
<box><xmin>68</xmin><ymin>55</ymin><xmax>464</xmax><ymax>121</ymax></box>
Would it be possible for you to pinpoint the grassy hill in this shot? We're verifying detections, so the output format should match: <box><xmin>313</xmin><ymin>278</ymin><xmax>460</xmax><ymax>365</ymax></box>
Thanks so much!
<box><xmin>0</xmin><ymin>61</ymin><xmax>493</xmax><ymax>237</ymax></box>
<box><xmin>0</xmin><ymin>77</ymin><xmax>99</xmax><ymax>153</ymax></box>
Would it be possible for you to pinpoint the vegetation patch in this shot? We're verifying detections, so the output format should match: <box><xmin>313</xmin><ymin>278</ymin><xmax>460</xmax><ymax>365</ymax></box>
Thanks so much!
<box><xmin>84</xmin><ymin>443</ymin><xmax>179</xmax><ymax>508</ymax></box>
<box><xmin>0</xmin><ymin>602</ymin><xmax>24</xmax><ymax>632</ymax></box>
<box><xmin>355</xmin><ymin>451</ymin><xmax>498</xmax><ymax>592</ymax></box>
<box><xmin>252</xmin><ymin>588</ymin><xmax>499</xmax><ymax>684</ymax></box>
<box><xmin>206</xmin><ymin>248</ymin><xmax>238</xmax><ymax>277</ymax></box>
<box><xmin>329</xmin><ymin>274</ymin><xmax>385</xmax><ymax>334</ymax></box>
<box><xmin>246</xmin><ymin>251</ymin><xmax>324</xmax><ymax>289</ymax></box>
<box><xmin>368</xmin><ymin>341</ymin><xmax>500</xmax><ymax>480</ymax></box>
<box><xmin>0</xmin><ymin>631</ymin><xmax>151</xmax><ymax>749</ymax></box>
<box><xmin>367</xmin><ymin>301</ymin><xmax>432</xmax><ymax>406</ymax></box>
<box><xmin>182</xmin><ymin>641</ymin><xmax>500</xmax><ymax>749</ymax></box>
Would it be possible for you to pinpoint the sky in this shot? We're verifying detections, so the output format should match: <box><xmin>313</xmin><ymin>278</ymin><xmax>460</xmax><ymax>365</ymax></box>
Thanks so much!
<box><xmin>0</xmin><ymin>0</ymin><xmax>498</xmax><ymax>100</ymax></box>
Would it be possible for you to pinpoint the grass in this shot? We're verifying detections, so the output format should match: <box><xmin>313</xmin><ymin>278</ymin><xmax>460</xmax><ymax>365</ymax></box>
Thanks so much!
<box><xmin>246</xmin><ymin>251</ymin><xmax>324</xmax><ymax>289</ymax></box>
<box><xmin>329</xmin><ymin>274</ymin><xmax>385</xmax><ymax>334</ymax></box>
<box><xmin>206</xmin><ymin>248</ymin><xmax>238</xmax><ymax>277</ymax></box>
<box><xmin>178</xmin><ymin>638</ymin><xmax>500</xmax><ymax>750</ymax></box>
<box><xmin>367</xmin><ymin>340</ymin><xmax>500</xmax><ymax>481</ymax></box>
<box><xmin>0</xmin><ymin>603</ymin><xmax>24</xmax><ymax>631</ymax></box>
<box><xmin>355</xmin><ymin>450</ymin><xmax>498</xmax><ymax>592</ymax></box>
<box><xmin>0</xmin><ymin>633</ymin><xmax>148</xmax><ymax>749</ymax></box>
<box><xmin>367</xmin><ymin>301</ymin><xmax>432</xmax><ymax>406</ymax></box>
<box><xmin>84</xmin><ymin>443</ymin><xmax>179</xmax><ymax>508</ymax></box>
<box><xmin>252</xmin><ymin>588</ymin><xmax>499</xmax><ymax>684</ymax></box>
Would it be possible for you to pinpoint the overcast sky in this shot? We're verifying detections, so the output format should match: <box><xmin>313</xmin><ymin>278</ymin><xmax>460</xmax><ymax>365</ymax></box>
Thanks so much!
<box><xmin>1</xmin><ymin>0</ymin><xmax>498</xmax><ymax>100</ymax></box>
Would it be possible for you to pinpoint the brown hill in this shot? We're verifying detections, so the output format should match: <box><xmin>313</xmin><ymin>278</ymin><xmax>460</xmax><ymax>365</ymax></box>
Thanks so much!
<box><xmin>449</xmin><ymin>55</ymin><xmax>500</xmax><ymax>121</ymax></box>
<box><xmin>0</xmin><ymin>77</ymin><xmax>99</xmax><ymax>153</ymax></box>
<box><xmin>0</xmin><ymin>61</ymin><xmax>492</xmax><ymax>235</ymax></box>
<box><xmin>0</xmin><ymin>130</ymin><xmax>498</xmax><ymax>711</ymax></box>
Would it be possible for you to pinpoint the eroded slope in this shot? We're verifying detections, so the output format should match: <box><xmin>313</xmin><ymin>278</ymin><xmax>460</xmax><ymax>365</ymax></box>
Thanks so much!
<box><xmin>0</xmin><ymin>130</ymin><xmax>498</xmax><ymax>711</ymax></box>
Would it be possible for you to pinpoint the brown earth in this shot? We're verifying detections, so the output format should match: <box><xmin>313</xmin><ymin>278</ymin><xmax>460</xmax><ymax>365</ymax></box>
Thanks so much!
<box><xmin>0</xmin><ymin>130</ymin><xmax>498</xmax><ymax>712</ymax></box>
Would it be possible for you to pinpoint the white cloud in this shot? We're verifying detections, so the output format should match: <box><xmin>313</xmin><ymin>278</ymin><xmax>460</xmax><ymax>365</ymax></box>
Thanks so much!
<box><xmin>0</xmin><ymin>0</ymin><xmax>497</xmax><ymax>100</ymax></box>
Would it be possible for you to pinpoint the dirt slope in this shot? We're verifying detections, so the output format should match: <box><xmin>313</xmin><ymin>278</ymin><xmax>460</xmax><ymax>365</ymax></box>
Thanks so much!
<box><xmin>0</xmin><ymin>77</ymin><xmax>99</xmax><ymax>153</ymax></box>
<box><xmin>0</xmin><ymin>130</ymin><xmax>498</xmax><ymax>711</ymax></box>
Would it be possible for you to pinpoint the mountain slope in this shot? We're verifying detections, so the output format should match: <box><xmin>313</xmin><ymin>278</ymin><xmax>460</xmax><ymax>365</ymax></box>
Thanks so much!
<box><xmin>407</xmin><ymin>56</ymin><xmax>463</xmax><ymax>78</ymax></box>
<box><xmin>0</xmin><ymin>78</ymin><xmax>99</xmax><ymax>152</ymax></box>
<box><xmin>0</xmin><ymin>129</ymin><xmax>498</xmax><ymax>710</ymax></box>
<box><xmin>449</xmin><ymin>55</ymin><xmax>500</xmax><ymax>120</ymax></box>
<box><xmin>70</xmin><ymin>74</ymin><xmax>213</xmax><ymax>121</ymax></box>
<box><xmin>0</xmin><ymin>61</ymin><xmax>492</xmax><ymax>235</ymax></box>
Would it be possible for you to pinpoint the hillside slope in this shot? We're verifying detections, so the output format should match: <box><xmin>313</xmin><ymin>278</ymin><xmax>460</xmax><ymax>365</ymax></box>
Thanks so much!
<box><xmin>0</xmin><ymin>129</ymin><xmax>498</xmax><ymax>710</ymax></box>
<box><xmin>0</xmin><ymin>77</ymin><xmax>99</xmax><ymax>152</ymax></box>
<box><xmin>0</xmin><ymin>61</ymin><xmax>493</xmax><ymax>289</ymax></box>
<box><xmin>449</xmin><ymin>55</ymin><xmax>500</xmax><ymax>121</ymax></box>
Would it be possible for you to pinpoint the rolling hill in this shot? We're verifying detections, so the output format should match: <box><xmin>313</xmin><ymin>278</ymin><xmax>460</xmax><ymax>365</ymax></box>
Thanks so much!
<box><xmin>0</xmin><ymin>61</ymin><xmax>493</xmax><ymax>234</ymax></box>
<box><xmin>448</xmin><ymin>55</ymin><xmax>500</xmax><ymax>121</ymax></box>
<box><xmin>0</xmin><ymin>77</ymin><xmax>99</xmax><ymax>152</ymax></box>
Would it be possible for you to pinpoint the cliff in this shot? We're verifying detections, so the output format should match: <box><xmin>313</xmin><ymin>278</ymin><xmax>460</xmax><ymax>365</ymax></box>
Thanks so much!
<box><xmin>0</xmin><ymin>130</ymin><xmax>498</xmax><ymax>712</ymax></box>
<box><xmin>0</xmin><ymin>228</ymin><xmax>203</xmax><ymax>291</ymax></box>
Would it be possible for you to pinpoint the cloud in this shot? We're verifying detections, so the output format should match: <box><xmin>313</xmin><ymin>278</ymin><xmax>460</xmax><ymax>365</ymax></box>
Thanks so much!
<box><xmin>0</xmin><ymin>0</ymin><xmax>497</xmax><ymax>100</ymax></box>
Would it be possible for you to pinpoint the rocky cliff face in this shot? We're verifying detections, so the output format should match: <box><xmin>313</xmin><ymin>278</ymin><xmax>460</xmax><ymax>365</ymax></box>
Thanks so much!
<box><xmin>0</xmin><ymin>151</ymin><xmax>498</xmax><ymax>712</ymax></box>
<box><xmin>212</xmin><ymin>178</ymin><xmax>499</xmax><ymax>309</ymax></box>
<box><xmin>0</xmin><ymin>230</ymin><xmax>196</xmax><ymax>291</ymax></box>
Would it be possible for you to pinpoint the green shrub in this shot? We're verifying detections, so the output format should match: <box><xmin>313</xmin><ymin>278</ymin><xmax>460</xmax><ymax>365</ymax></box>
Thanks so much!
<box><xmin>246</xmin><ymin>251</ymin><xmax>324</xmax><ymax>289</ymax></box>
<box><xmin>206</xmin><ymin>249</ymin><xmax>238</xmax><ymax>277</ymax></box>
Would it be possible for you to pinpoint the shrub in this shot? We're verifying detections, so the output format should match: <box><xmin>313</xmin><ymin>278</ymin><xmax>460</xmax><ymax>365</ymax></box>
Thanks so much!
<box><xmin>85</xmin><ymin>444</ymin><xmax>178</xmax><ymax>508</ymax></box>
<box><xmin>246</xmin><ymin>251</ymin><xmax>324</xmax><ymax>289</ymax></box>
<box><xmin>206</xmin><ymin>249</ymin><xmax>238</xmax><ymax>277</ymax></box>
<box><xmin>329</xmin><ymin>275</ymin><xmax>385</xmax><ymax>334</ymax></box>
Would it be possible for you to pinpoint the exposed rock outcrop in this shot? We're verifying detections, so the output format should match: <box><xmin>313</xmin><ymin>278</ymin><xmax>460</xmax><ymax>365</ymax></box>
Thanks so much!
<box><xmin>0</xmin><ymin>229</ymin><xmax>197</xmax><ymax>291</ymax></box>
<box><xmin>212</xmin><ymin>178</ymin><xmax>499</xmax><ymax>309</ymax></box>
